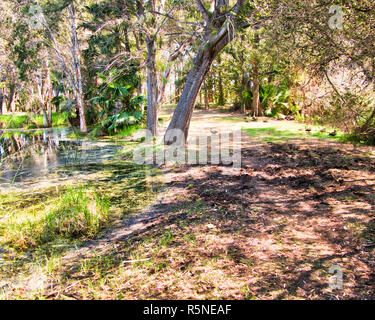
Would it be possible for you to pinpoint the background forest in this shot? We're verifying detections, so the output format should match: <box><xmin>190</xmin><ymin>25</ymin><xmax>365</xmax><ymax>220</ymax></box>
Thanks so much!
<box><xmin>0</xmin><ymin>0</ymin><xmax>374</xmax><ymax>144</ymax></box>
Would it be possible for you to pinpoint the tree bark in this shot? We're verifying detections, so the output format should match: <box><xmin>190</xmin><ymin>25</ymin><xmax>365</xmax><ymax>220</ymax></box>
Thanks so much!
<box><xmin>240</xmin><ymin>71</ymin><xmax>247</xmax><ymax>114</ymax></box>
<box><xmin>68</xmin><ymin>4</ymin><xmax>87</xmax><ymax>133</ymax></box>
<box><xmin>217</xmin><ymin>71</ymin><xmax>225</xmax><ymax>106</ymax></box>
<box><xmin>252</xmin><ymin>30</ymin><xmax>261</xmax><ymax>117</ymax></box>
<box><xmin>7</xmin><ymin>84</ymin><xmax>15</xmax><ymax>113</ymax></box>
<box><xmin>41</xmin><ymin>108</ymin><xmax>49</xmax><ymax>127</ymax></box>
<box><xmin>252</xmin><ymin>61</ymin><xmax>260</xmax><ymax>117</ymax></box>
<box><xmin>164</xmin><ymin>42</ymin><xmax>224</xmax><ymax>143</ymax></box>
<box><xmin>0</xmin><ymin>90</ymin><xmax>3</xmax><ymax>115</ymax></box>
<box><xmin>146</xmin><ymin>37</ymin><xmax>158</xmax><ymax>137</ymax></box>
<box><xmin>46</xmin><ymin>60</ymin><xmax>53</xmax><ymax>126</ymax></box>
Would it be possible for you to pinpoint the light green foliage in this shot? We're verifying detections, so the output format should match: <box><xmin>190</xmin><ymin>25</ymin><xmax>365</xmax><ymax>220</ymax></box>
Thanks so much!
<box><xmin>0</xmin><ymin>113</ymin><xmax>69</xmax><ymax>129</ymax></box>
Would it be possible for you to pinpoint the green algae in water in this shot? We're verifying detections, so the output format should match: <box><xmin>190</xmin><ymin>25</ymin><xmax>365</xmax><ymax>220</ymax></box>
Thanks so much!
<box><xmin>0</xmin><ymin>161</ymin><xmax>161</xmax><ymax>249</ymax></box>
<box><xmin>0</xmin><ymin>158</ymin><xmax>163</xmax><ymax>293</ymax></box>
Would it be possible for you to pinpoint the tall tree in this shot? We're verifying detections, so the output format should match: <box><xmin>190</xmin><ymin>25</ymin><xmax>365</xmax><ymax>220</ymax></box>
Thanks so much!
<box><xmin>164</xmin><ymin>0</ymin><xmax>251</xmax><ymax>144</ymax></box>
<box><xmin>133</xmin><ymin>0</ymin><xmax>195</xmax><ymax>137</ymax></box>
<box><xmin>36</xmin><ymin>0</ymin><xmax>89</xmax><ymax>132</ymax></box>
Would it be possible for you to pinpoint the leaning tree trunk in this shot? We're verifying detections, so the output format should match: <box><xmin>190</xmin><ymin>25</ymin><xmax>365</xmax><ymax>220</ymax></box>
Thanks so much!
<box><xmin>164</xmin><ymin>31</ymin><xmax>235</xmax><ymax>144</ymax></box>
<box><xmin>163</xmin><ymin>0</ymin><xmax>246</xmax><ymax>144</ymax></box>
<box><xmin>164</xmin><ymin>46</ymin><xmax>220</xmax><ymax>144</ymax></box>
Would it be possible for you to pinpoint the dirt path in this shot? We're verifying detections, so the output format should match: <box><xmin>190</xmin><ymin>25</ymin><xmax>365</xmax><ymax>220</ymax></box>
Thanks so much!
<box><xmin>42</xmin><ymin>109</ymin><xmax>375</xmax><ymax>299</ymax></box>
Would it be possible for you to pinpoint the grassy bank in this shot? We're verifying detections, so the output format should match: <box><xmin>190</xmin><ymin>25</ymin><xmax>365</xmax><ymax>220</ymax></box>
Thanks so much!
<box><xmin>243</xmin><ymin>126</ymin><xmax>343</xmax><ymax>143</ymax></box>
<box><xmin>67</xmin><ymin>123</ymin><xmax>145</xmax><ymax>141</ymax></box>
<box><xmin>0</xmin><ymin>160</ymin><xmax>162</xmax><ymax>298</ymax></box>
<box><xmin>0</xmin><ymin>113</ymin><xmax>69</xmax><ymax>130</ymax></box>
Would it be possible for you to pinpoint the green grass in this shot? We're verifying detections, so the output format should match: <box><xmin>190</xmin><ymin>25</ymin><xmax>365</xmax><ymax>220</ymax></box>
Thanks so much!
<box><xmin>67</xmin><ymin>123</ymin><xmax>145</xmax><ymax>140</ymax></box>
<box><xmin>0</xmin><ymin>115</ymin><xmax>30</xmax><ymax>129</ymax></box>
<box><xmin>111</xmin><ymin>124</ymin><xmax>144</xmax><ymax>138</ymax></box>
<box><xmin>66</xmin><ymin>130</ymin><xmax>88</xmax><ymax>139</ymax></box>
<box><xmin>0</xmin><ymin>159</ymin><xmax>163</xmax><ymax>298</ymax></box>
<box><xmin>0</xmin><ymin>112</ymin><xmax>69</xmax><ymax>129</ymax></box>
<box><xmin>0</xmin><ymin>130</ymin><xmax>45</xmax><ymax>139</ymax></box>
<box><xmin>0</xmin><ymin>160</ymin><xmax>161</xmax><ymax>257</ymax></box>
<box><xmin>244</xmin><ymin>126</ymin><xmax>343</xmax><ymax>142</ymax></box>
<box><xmin>1</xmin><ymin>185</ymin><xmax>110</xmax><ymax>250</ymax></box>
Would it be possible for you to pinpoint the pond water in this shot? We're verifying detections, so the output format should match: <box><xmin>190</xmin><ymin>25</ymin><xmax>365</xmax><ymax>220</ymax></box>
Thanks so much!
<box><xmin>0</xmin><ymin>128</ymin><xmax>122</xmax><ymax>190</ymax></box>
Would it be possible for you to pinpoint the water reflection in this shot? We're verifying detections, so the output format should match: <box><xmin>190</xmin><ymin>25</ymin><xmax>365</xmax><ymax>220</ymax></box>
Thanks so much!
<box><xmin>0</xmin><ymin>129</ymin><xmax>121</xmax><ymax>188</ymax></box>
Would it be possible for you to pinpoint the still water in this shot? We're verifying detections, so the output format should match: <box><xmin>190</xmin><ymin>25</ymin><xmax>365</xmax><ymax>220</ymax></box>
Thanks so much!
<box><xmin>0</xmin><ymin>128</ymin><xmax>122</xmax><ymax>189</ymax></box>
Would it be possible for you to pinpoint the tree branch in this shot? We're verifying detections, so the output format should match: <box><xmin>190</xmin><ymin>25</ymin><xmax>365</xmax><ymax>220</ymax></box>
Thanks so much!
<box><xmin>195</xmin><ymin>0</ymin><xmax>210</xmax><ymax>23</ymax></box>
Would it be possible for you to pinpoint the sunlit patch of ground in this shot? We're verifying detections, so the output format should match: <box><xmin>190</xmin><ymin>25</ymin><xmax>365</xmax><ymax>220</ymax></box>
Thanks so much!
<box><xmin>1</xmin><ymin>109</ymin><xmax>375</xmax><ymax>299</ymax></box>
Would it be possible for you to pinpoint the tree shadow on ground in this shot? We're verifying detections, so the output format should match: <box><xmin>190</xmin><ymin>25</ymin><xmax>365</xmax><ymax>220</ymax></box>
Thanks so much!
<box><xmin>46</xmin><ymin>141</ymin><xmax>375</xmax><ymax>299</ymax></box>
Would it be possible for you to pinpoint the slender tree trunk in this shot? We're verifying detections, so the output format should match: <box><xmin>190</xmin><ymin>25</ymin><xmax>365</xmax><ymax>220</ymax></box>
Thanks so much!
<box><xmin>8</xmin><ymin>84</ymin><xmax>15</xmax><ymax>113</ymax></box>
<box><xmin>37</xmin><ymin>60</ymin><xmax>53</xmax><ymax>127</ymax></box>
<box><xmin>216</xmin><ymin>55</ymin><xmax>225</xmax><ymax>106</ymax></box>
<box><xmin>0</xmin><ymin>90</ymin><xmax>3</xmax><ymax>115</ymax></box>
<box><xmin>252</xmin><ymin>30</ymin><xmax>261</xmax><ymax>117</ymax></box>
<box><xmin>76</xmin><ymin>95</ymin><xmax>87</xmax><ymax>132</ymax></box>
<box><xmin>240</xmin><ymin>71</ymin><xmax>247</xmax><ymax>114</ymax></box>
<box><xmin>204</xmin><ymin>81</ymin><xmax>209</xmax><ymax>109</ymax></box>
<box><xmin>41</xmin><ymin>108</ymin><xmax>49</xmax><ymax>127</ymax></box>
<box><xmin>135</xmin><ymin>29</ymin><xmax>144</xmax><ymax>114</ymax></box>
<box><xmin>0</xmin><ymin>76</ymin><xmax>4</xmax><ymax>114</ymax></box>
<box><xmin>146</xmin><ymin>37</ymin><xmax>158</xmax><ymax>137</ymax></box>
<box><xmin>68</xmin><ymin>4</ymin><xmax>87</xmax><ymax>133</ymax></box>
<box><xmin>217</xmin><ymin>71</ymin><xmax>225</xmax><ymax>106</ymax></box>
<box><xmin>252</xmin><ymin>61</ymin><xmax>260</xmax><ymax>117</ymax></box>
<box><xmin>46</xmin><ymin>60</ymin><xmax>53</xmax><ymax>126</ymax></box>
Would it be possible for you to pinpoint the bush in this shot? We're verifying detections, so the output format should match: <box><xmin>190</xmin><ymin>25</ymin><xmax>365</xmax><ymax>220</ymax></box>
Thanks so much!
<box><xmin>100</xmin><ymin>111</ymin><xmax>144</xmax><ymax>135</ymax></box>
